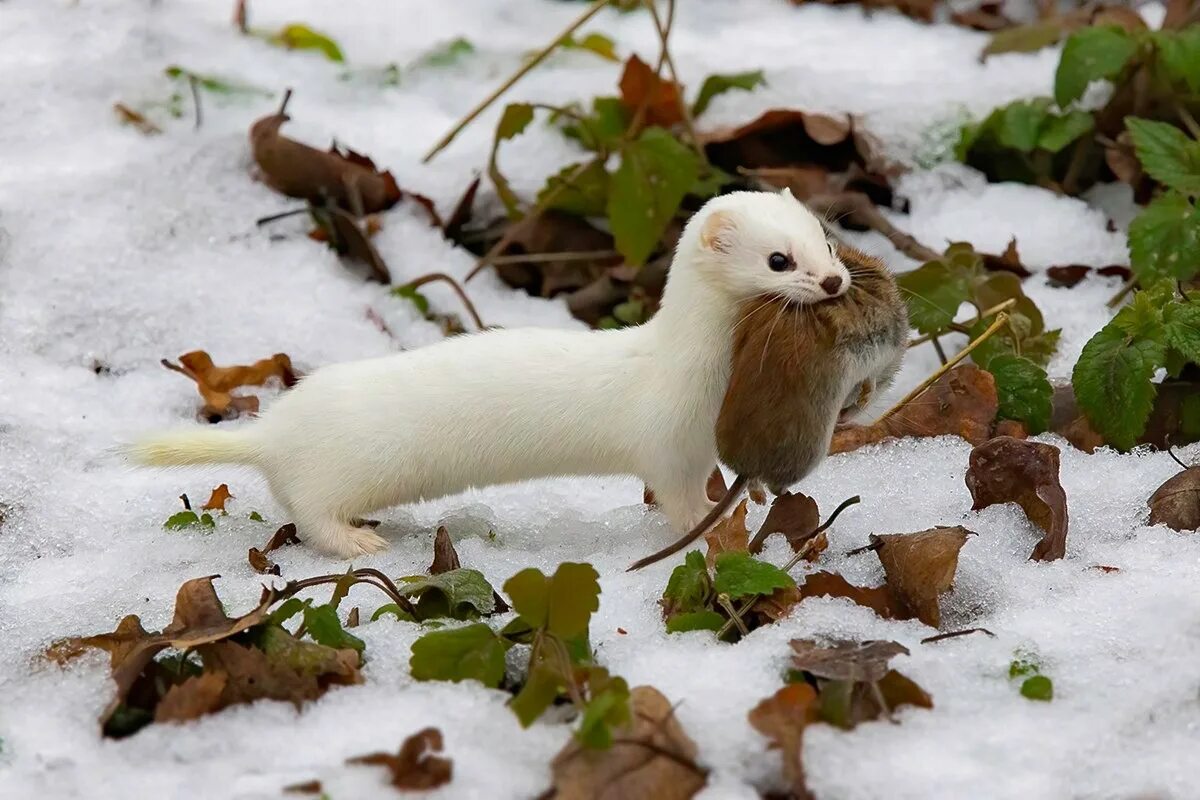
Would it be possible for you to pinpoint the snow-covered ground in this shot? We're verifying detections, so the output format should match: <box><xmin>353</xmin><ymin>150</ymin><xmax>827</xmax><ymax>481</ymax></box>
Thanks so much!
<box><xmin>2</xmin><ymin>1</ymin><xmax>1198</xmax><ymax>798</ymax></box>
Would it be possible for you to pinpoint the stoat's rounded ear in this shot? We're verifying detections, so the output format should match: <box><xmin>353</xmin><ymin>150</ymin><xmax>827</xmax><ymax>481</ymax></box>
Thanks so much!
<box><xmin>700</xmin><ymin>209</ymin><xmax>736</xmax><ymax>253</ymax></box>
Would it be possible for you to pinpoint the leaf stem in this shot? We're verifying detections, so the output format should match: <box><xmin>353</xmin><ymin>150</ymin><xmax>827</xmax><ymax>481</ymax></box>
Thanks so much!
<box><xmin>643</xmin><ymin>0</ymin><xmax>708</xmax><ymax>169</ymax></box>
<box><xmin>400</xmin><ymin>272</ymin><xmax>488</xmax><ymax>330</ymax></box>
<box><xmin>1106</xmin><ymin>278</ymin><xmax>1137</xmax><ymax>309</ymax></box>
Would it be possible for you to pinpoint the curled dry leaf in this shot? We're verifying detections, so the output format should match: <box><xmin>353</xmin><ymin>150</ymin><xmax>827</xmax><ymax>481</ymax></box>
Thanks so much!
<box><xmin>546</xmin><ymin>685</ymin><xmax>707</xmax><ymax>800</ymax></box>
<box><xmin>981</xmin><ymin>238</ymin><xmax>1033</xmax><ymax>278</ymax></box>
<box><xmin>798</xmin><ymin>571</ymin><xmax>908</xmax><ymax>621</ymax></box>
<box><xmin>430</xmin><ymin>526</ymin><xmax>462</xmax><ymax>574</ymax></box>
<box><xmin>704</xmin><ymin>499</ymin><xmax>749</xmax><ymax>568</ymax></box>
<box><xmin>831</xmin><ymin>365</ymin><xmax>999</xmax><ymax>453</ymax></box>
<box><xmin>113</xmin><ymin>103</ymin><xmax>162</xmax><ymax>135</ymax></box>
<box><xmin>202</xmin><ymin>484</ymin><xmax>233</xmax><ymax>512</ymax></box>
<box><xmin>748</xmin><ymin>683</ymin><xmax>819</xmax><ymax>800</ymax></box>
<box><xmin>265</xmin><ymin>522</ymin><xmax>302</xmax><ymax>552</ymax></box>
<box><xmin>347</xmin><ymin>727</ymin><xmax>453</xmax><ymax>791</ymax></box>
<box><xmin>1045</xmin><ymin>264</ymin><xmax>1132</xmax><ymax>288</ymax></box>
<box><xmin>1148</xmin><ymin>466</ymin><xmax>1200</xmax><ymax>532</ymax></box>
<box><xmin>966</xmin><ymin>436</ymin><xmax>1068</xmax><ymax>561</ymax></box>
<box><xmin>248</xmin><ymin>547</ymin><xmax>280</xmax><ymax>575</ymax></box>
<box><xmin>161</xmin><ymin>350</ymin><xmax>297</xmax><ymax>422</ymax></box>
<box><xmin>619</xmin><ymin>55</ymin><xmax>684</xmax><ymax>129</ymax></box>
<box><xmin>790</xmin><ymin>639</ymin><xmax>908</xmax><ymax>683</ymax></box>
<box><xmin>749</xmin><ymin>491</ymin><xmax>820</xmax><ymax>554</ymax></box>
<box><xmin>250</xmin><ymin>105</ymin><xmax>401</xmax><ymax>214</ymax></box>
<box><xmin>873</xmin><ymin>527</ymin><xmax>972</xmax><ymax>628</ymax></box>
<box><xmin>310</xmin><ymin>204</ymin><xmax>393</xmax><ymax>283</ymax></box>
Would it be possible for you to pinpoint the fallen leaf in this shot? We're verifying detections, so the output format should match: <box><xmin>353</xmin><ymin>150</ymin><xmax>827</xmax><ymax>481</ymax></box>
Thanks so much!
<box><xmin>265</xmin><ymin>523</ymin><xmax>302</xmax><ymax>552</ymax></box>
<box><xmin>798</xmin><ymin>571</ymin><xmax>908</xmax><ymax>620</ymax></box>
<box><xmin>790</xmin><ymin>639</ymin><xmax>908</xmax><ymax>682</ymax></box>
<box><xmin>966</xmin><ymin>436</ymin><xmax>1069</xmax><ymax>560</ymax></box>
<box><xmin>704</xmin><ymin>499</ymin><xmax>749</xmax><ymax>567</ymax></box>
<box><xmin>547</xmin><ymin>686</ymin><xmax>707</xmax><ymax>800</ymax></box>
<box><xmin>248</xmin><ymin>547</ymin><xmax>279</xmax><ymax>575</ymax></box>
<box><xmin>619</xmin><ymin>55</ymin><xmax>684</xmax><ymax>129</ymax></box>
<box><xmin>981</xmin><ymin>237</ymin><xmax>1033</xmax><ymax>278</ymax></box>
<box><xmin>154</xmin><ymin>671</ymin><xmax>228</xmax><ymax>722</ymax></box>
<box><xmin>430</xmin><ymin>526</ymin><xmax>462</xmax><ymax>574</ymax></box>
<box><xmin>250</xmin><ymin>102</ymin><xmax>401</xmax><ymax>214</ymax></box>
<box><xmin>162</xmin><ymin>351</ymin><xmax>296</xmax><ymax>421</ymax></box>
<box><xmin>113</xmin><ymin>103</ymin><xmax>162</xmax><ymax>135</ymax></box>
<box><xmin>873</xmin><ymin>527</ymin><xmax>972</xmax><ymax>627</ymax></box>
<box><xmin>346</xmin><ymin>607</ymin><xmax>360</xmax><ymax>628</ymax></box>
<box><xmin>310</xmin><ymin>204</ymin><xmax>393</xmax><ymax>283</ymax></box>
<box><xmin>1148</xmin><ymin>466</ymin><xmax>1200</xmax><ymax>532</ymax></box>
<box><xmin>1046</xmin><ymin>264</ymin><xmax>1132</xmax><ymax>288</ymax></box>
<box><xmin>443</xmin><ymin>175</ymin><xmax>481</xmax><ymax>244</ymax></box>
<box><xmin>347</xmin><ymin>727</ymin><xmax>453</xmax><ymax>790</ymax></box>
<box><xmin>748</xmin><ymin>683</ymin><xmax>819</xmax><ymax>800</ymax></box>
<box><xmin>818</xmin><ymin>669</ymin><xmax>934</xmax><ymax>729</ymax></box>
<box><xmin>750</xmin><ymin>585</ymin><xmax>803</xmax><ymax>624</ymax></box>
<box><xmin>992</xmin><ymin>419</ymin><xmax>1028</xmax><ymax>439</ymax></box>
<box><xmin>749</xmin><ymin>492</ymin><xmax>820</xmax><ymax>554</ymax></box>
<box><xmin>831</xmin><ymin>365</ymin><xmax>999</xmax><ymax>453</ymax></box>
<box><xmin>202</xmin><ymin>484</ymin><xmax>233</xmax><ymax>512</ymax></box>
<box><xmin>284</xmin><ymin>780</ymin><xmax>323</xmax><ymax>795</ymax></box>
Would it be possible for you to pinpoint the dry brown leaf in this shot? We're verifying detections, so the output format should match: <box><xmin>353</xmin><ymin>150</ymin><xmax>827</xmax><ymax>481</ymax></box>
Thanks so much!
<box><xmin>154</xmin><ymin>671</ymin><xmax>228</xmax><ymax>723</ymax></box>
<box><xmin>798</xmin><ymin>571</ymin><xmax>908</xmax><ymax>620</ymax></box>
<box><xmin>820</xmin><ymin>669</ymin><xmax>934</xmax><ymax>730</ymax></box>
<box><xmin>749</xmin><ymin>492</ymin><xmax>820</xmax><ymax>554</ymax></box>
<box><xmin>966</xmin><ymin>436</ymin><xmax>1068</xmax><ymax>561</ymax></box>
<box><xmin>1045</xmin><ymin>264</ymin><xmax>1132</xmax><ymax>288</ymax></box>
<box><xmin>202</xmin><ymin>484</ymin><xmax>233</xmax><ymax>512</ymax></box>
<box><xmin>619</xmin><ymin>55</ymin><xmax>684</xmax><ymax>128</ymax></box>
<box><xmin>1148</xmin><ymin>467</ymin><xmax>1200</xmax><ymax>532</ymax></box>
<box><xmin>750</xmin><ymin>585</ymin><xmax>803</xmax><ymax>625</ymax></box>
<box><xmin>162</xmin><ymin>350</ymin><xmax>297</xmax><ymax>421</ymax></box>
<box><xmin>113</xmin><ymin>103</ymin><xmax>162</xmax><ymax>135</ymax></box>
<box><xmin>347</xmin><ymin>727</ymin><xmax>453</xmax><ymax>791</ymax></box>
<box><xmin>444</xmin><ymin>175</ymin><xmax>481</xmax><ymax>245</ymax></box>
<box><xmin>248</xmin><ymin>547</ymin><xmax>279</xmax><ymax>575</ymax></box>
<box><xmin>493</xmin><ymin>210</ymin><xmax>618</xmax><ymax>308</ymax></box>
<box><xmin>547</xmin><ymin>686</ymin><xmax>707</xmax><ymax>800</ymax></box>
<box><xmin>981</xmin><ymin>237</ymin><xmax>1033</xmax><ymax>278</ymax></box>
<box><xmin>250</xmin><ymin>106</ymin><xmax>401</xmax><ymax>214</ymax></box>
<box><xmin>831</xmin><ymin>365</ymin><xmax>999</xmax><ymax>453</ymax></box>
<box><xmin>747</xmin><ymin>683</ymin><xmax>819</xmax><ymax>800</ymax></box>
<box><xmin>992</xmin><ymin>419</ymin><xmax>1028</xmax><ymax>439</ymax></box>
<box><xmin>873</xmin><ymin>527</ymin><xmax>972</xmax><ymax>627</ymax></box>
<box><xmin>1104</xmin><ymin>130</ymin><xmax>1142</xmax><ymax>186</ymax></box>
<box><xmin>265</xmin><ymin>523</ymin><xmax>302</xmax><ymax>552</ymax></box>
<box><xmin>346</xmin><ymin>607</ymin><xmax>360</xmax><ymax>628</ymax></box>
<box><xmin>311</xmin><ymin>205</ymin><xmax>393</xmax><ymax>283</ymax></box>
<box><xmin>704</xmin><ymin>499</ymin><xmax>749</xmax><ymax>567</ymax></box>
<box><xmin>430</xmin><ymin>525</ymin><xmax>462</xmax><ymax>574</ymax></box>
<box><xmin>790</xmin><ymin>639</ymin><xmax>908</xmax><ymax>683</ymax></box>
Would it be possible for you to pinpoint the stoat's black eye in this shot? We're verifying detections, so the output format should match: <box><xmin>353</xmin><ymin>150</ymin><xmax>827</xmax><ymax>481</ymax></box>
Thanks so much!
<box><xmin>767</xmin><ymin>252</ymin><xmax>792</xmax><ymax>272</ymax></box>
<box><xmin>827</xmin><ymin>241</ymin><xmax>835</xmax><ymax>256</ymax></box>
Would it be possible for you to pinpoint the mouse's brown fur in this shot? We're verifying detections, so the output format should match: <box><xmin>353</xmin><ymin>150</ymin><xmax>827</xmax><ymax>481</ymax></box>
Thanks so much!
<box><xmin>629</xmin><ymin>244</ymin><xmax>907</xmax><ymax>571</ymax></box>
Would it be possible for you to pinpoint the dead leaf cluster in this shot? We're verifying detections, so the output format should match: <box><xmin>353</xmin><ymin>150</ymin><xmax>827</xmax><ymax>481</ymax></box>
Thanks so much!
<box><xmin>161</xmin><ymin>350</ymin><xmax>297</xmax><ymax>422</ymax></box>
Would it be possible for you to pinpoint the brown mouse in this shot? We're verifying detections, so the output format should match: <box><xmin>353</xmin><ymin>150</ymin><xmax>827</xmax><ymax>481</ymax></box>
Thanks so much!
<box><xmin>628</xmin><ymin>243</ymin><xmax>908</xmax><ymax>571</ymax></box>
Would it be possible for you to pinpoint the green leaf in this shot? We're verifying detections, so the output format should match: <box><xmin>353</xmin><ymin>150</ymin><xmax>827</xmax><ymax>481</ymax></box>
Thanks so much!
<box><xmin>164</xmin><ymin>510</ymin><xmax>213</xmax><ymax>530</ymax></box>
<box><xmin>608</xmin><ymin>127</ymin><xmax>700</xmax><ymax>266</ymax></box>
<box><xmin>690</xmin><ymin>166</ymin><xmax>734</xmax><ymax>199</ymax></box>
<box><xmin>561</xmin><ymin>97</ymin><xmax>631</xmax><ymax>153</ymax></box>
<box><xmin>576</xmin><ymin>668</ymin><xmax>631</xmax><ymax>749</ymax></box>
<box><xmin>269</xmin><ymin>598</ymin><xmax>310</xmax><ymax>627</ymax></box>
<box><xmin>986</xmin><ymin>354</ymin><xmax>1053</xmax><ymax>434</ymax></box>
<box><xmin>996</xmin><ymin>100</ymin><xmax>1049</xmax><ymax>152</ymax></box>
<box><xmin>1037</xmin><ymin>110</ymin><xmax>1094</xmax><ymax>153</ymax></box>
<box><xmin>1020</xmin><ymin>674</ymin><xmax>1054</xmax><ymax>701</ymax></box>
<box><xmin>1164</xmin><ymin>301</ymin><xmax>1200</xmax><ymax>364</ymax></box>
<box><xmin>1071</xmin><ymin>322</ymin><xmax>1165</xmax><ymax>450</ymax></box>
<box><xmin>1125</xmin><ymin>118</ymin><xmax>1200</xmax><ymax>195</ymax></box>
<box><xmin>712</xmin><ymin>553</ymin><xmax>795</xmax><ymax>600</ymax></box>
<box><xmin>504</xmin><ymin>568</ymin><xmax>550</xmax><ymax>629</ymax></box>
<box><xmin>1008</xmin><ymin>657</ymin><xmax>1039</xmax><ymax>679</ymax></box>
<box><xmin>410</xmin><ymin>623</ymin><xmax>510</xmax><ymax>687</ymax></box>
<box><xmin>302</xmin><ymin>604</ymin><xmax>365</xmax><ymax>653</ymax></box>
<box><xmin>692</xmin><ymin>70</ymin><xmax>766</xmax><ymax>117</ymax></box>
<box><xmin>248</xmin><ymin>511</ymin><xmax>266</xmax><ymax>522</ymax></box>
<box><xmin>489</xmin><ymin>103</ymin><xmax>536</xmax><ymax>219</ymax></box>
<box><xmin>264</xmin><ymin>24</ymin><xmax>345</xmax><ymax>63</ymax></box>
<box><xmin>660</xmin><ymin>550</ymin><xmax>711</xmax><ymax>617</ymax></box>
<box><xmin>538</xmin><ymin>160</ymin><xmax>610</xmax><ymax>217</ymax></box>
<box><xmin>1128</xmin><ymin>193</ymin><xmax>1200</xmax><ymax>285</ymax></box>
<box><xmin>398</xmin><ymin>568</ymin><xmax>498</xmax><ymax>620</ymax></box>
<box><xmin>665</xmin><ymin>610</ymin><xmax>725</xmax><ymax>633</ymax></box>
<box><xmin>164</xmin><ymin>65</ymin><xmax>273</xmax><ymax>97</ymax></box>
<box><xmin>561</xmin><ymin>32</ymin><xmax>619</xmax><ymax>62</ymax></box>
<box><xmin>612</xmin><ymin>299</ymin><xmax>645</xmax><ymax>325</ymax></box>
<box><xmin>896</xmin><ymin>261</ymin><xmax>972</xmax><ymax>334</ymax></box>
<box><xmin>1054</xmin><ymin>26</ymin><xmax>1137</xmax><ymax>107</ymax></box>
<box><xmin>982</xmin><ymin>22</ymin><xmax>1065</xmax><ymax>59</ymax></box>
<box><xmin>371</xmin><ymin>603</ymin><xmax>415</xmax><ymax>623</ymax></box>
<box><xmin>509</xmin><ymin>663</ymin><xmax>563</xmax><ymax>727</ymax></box>
<box><xmin>415</xmin><ymin>37</ymin><xmax>475</xmax><ymax>69</ymax></box>
<box><xmin>504</xmin><ymin>562</ymin><xmax>600</xmax><ymax>639</ymax></box>
<box><xmin>1154</xmin><ymin>28</ymin><xmax>1200</xmax><ymax>94</ymax></box>
<box><xmin>391</xmin><ymin>284</ymin><xmax>431</xmax><ymax>315</ymax></box>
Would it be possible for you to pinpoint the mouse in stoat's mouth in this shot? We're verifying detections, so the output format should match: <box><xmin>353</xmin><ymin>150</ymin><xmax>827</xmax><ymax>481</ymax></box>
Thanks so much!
<box><xmin>628</xmin><ymin>242</ymin><xmax>907</xmax><ymax>571</ymax></box>
<box><xmin>126</xmin><ymin>188</ymin><xmax>852</xmax><ymax>558</ymax></box>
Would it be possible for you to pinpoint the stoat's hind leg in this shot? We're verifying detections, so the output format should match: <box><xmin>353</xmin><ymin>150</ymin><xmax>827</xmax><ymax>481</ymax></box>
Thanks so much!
<box><xmin>298</xmin><ymin>512</ymin><xmax>389</xmax><ymax>558</ymax></box>
<box><xmin>650</xmin><ymin>472</ymin><xmax>716</xmax><ymax>533</ymax></box>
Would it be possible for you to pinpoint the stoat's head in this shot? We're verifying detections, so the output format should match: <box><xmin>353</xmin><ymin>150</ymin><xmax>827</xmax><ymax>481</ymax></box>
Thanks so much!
<box><xmin>682</xmin><ymin>188</ymin><xmax>850</xmax><ymax>305</ymax></box>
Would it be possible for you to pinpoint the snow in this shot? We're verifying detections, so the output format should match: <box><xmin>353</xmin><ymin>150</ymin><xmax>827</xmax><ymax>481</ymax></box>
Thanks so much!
<box><xmin>2</xmin><ymin>1</ymin><xmax>1198</xmax><ymax>799</ymax></box>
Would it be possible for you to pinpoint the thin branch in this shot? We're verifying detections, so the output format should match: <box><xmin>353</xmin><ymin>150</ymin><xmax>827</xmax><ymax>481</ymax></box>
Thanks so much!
<box><xmin>716</xmin><ymin>594</ymin><xmax>749</xmax><ymax>637</ymax></box>
<box><xmin>421</xmin><ymin>0</ymin><xmax>614</xmax><ymax>163</ymax></box>
<box><xmin>1106</xmin><ymin>277</ymin><xmax>1137</xmax><ymax>309</ymax></box>
<box><xmin>930</xmin><ymin>335</ymin><xmax>948</xmax><ymax>366</ymax></box>
<box><xmin>255</xmin><ymin>207</ymin><xmax>310</xmax><ymax>226</ymax></box>
<box><xmin>278</xmin><ymin>87</ymin><xmax>293</xmax><ymax>117</ymax></box>
<box><xmin>1176</xmin><ymin>103</ymin><xmax>1200</xmax><ymax>140</ymax></box>
<box><xmin>643</xmin><ymin>0</ymin><xmax>708</xmax><ymax>169</ymax></box>
<box><xmin>805</xmin><ymin>192</ymin><xmax>941</xmax><ymax>263</ymax></box>
<box><xmin>876</xmin><ymin>313</ymin><xmax>1010</xmax><ymax>425</ymax></box>
<box><xmin>906</xmin><ymin>298</ymin><xmax>1016</xmax><ymax>348</ymax></box>
<box><xmin>401</xmin><ymin>272</ymin><xmax>487</xmax><ymax>330</ymax></box>
<box><xmin>489</xmin><ymin>249</ymin><xmax>620</xmax><ymax>265</ymax></box>
<box><xmin>921</xmin><ymin>627</ymin><xmax>996</xmax><ymax>644</ymax></box>
<box><xmin>188</xmin><ymin>74</ymin><xmax>203</xmax><ymax>130</ymax></box>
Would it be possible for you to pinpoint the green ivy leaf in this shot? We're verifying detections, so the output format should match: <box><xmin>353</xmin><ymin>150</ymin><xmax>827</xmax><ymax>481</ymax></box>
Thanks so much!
<box><xmin>665</xmin><ymin>610</ymin><xmax>725</xmax><ymax>633</ymax></box>
<box><xmin>1036</xmin><ymin>110</ymin><xmax>1094</xmax><ymax>153</ymax></box>
<box><xmin>608</xmin><ymin>127</ymin><xmax>699</xmax><ymax>266</ymax></box>
<box><xmin>398</xmin><ymin>568</ymin><xmax>498</xmax><ymax>620</ymax></box>
<box><xmin>489</xmin><ymin>103</ymin><xmax>536</xmax><ymax>219</ymax></box>
<box><xmin>1128</xmin><ymin>193</ymin><xmax>1200</xmax><ymax>285</ymax></box>
<box><xmin>1020</xmin><ymin>674</ymin><xmax>1054</xmax><ymax>701</ymax></box>
<box><xmin>409</xmin><ymin>623</ymin><xmax>510</xmax><ymax>687</ymax></box>
<box><xmin>415</xmin><ymin>38</ymin><xmax>475</xmax><ymax>69</ymax></box>
<box><xmin>302</xmin><ymin>604</ymin><xmax>365</xmax><ymax>653</ymax></box>
<box><xmin>660</xmin><ymin>550</ymin><xmax>711</xmax><ymax>618</ymax></box>
<box><xmin>896</xmin><ymin>261</ymin><xmax>972</xmax><ymax>334</ymax></box>
<box><xmin>986</xmin><ymin>354</ymin><xmax>1053</xmax><ymax>434</ymax></box>
<box><xmin>712</xmin><ymin>552</ymin><xmax>795</xmax><ymax>600</ymax></box>
<box><xmin>576</xmin><ymin>668</ymin><xmax>631</xmax><ymax>749</ymax></box>
<box><xmin>1071</xmin><ymin>322</ymin><xmax>1165</xmax><ymax>450</ymax></box>
<box><xmin>1125</xmin><ymin>118</ymin><xmax>1200</xmax><ymax>196</ymax></box>
<box><xmin>264</xmin><ymin>24</ymin><xmax>345</xmax><ymax>63</ymax></box>
<box><xmin>692</xmin><ymin>70</ymin><xmax>766</xmax><ymax>117</ymax></box>
<box><xmin>561</xmin><ymin>32</ymin><xmax>619</xmax><ymax>62</ymax></box>
<box><xmin>509</xmin><ymin>662</ymin><xmax>562</xmax><ymax>727</ymax></box>
<box><xmin>1163</xmin><ymin>301</ymin><xmax>1200</xmax><ymax>364</ymax></box>
<box><xmin>391</xmin><ymin>284</ymin><xmax>431</xmax><ymax>316</ymax></box>
<box><xmin>1054</xmin><ymin>26</ymin><xmax>1137</xmax><ymax>107</ymax></box>
<box><xmin>1154</xmin><ymin>28</ymin><xmax>1200</xmax><ymax>94</ymax></box>
<box><xmin>538</xmin><ymin>160</ymin><xmax>611</xmax><ymax>217</ymax></box>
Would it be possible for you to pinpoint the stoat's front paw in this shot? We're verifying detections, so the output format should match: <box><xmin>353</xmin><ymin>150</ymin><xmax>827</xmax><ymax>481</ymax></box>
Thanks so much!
<box><xmin>338</xmin><ymin>526</ymin><xmax>390</xmax><ymax>558</ymax></box>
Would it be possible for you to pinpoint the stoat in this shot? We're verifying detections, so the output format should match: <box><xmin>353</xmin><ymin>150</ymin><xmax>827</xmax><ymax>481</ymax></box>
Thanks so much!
<box><xmin>127</xmin><ymin>189</ymin><xmax>851</xmax><ymax>558</ymax></box>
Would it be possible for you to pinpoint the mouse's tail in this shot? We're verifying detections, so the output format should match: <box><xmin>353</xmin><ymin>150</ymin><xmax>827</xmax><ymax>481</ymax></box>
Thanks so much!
<box><xmin>627</xmin><ymin>474</ymin><xmax>749</xmax><ymax>572</ymax></box>
<box><xmin>123</xmin><ymin>428</ymin><xmax>262</xmax><ymax>467</ymax></box>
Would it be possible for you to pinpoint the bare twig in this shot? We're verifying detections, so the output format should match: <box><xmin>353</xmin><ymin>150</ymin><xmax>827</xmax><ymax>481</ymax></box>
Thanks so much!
<box><xmin>255</xmin><ymin>208</ymin><xmax>310</xmax><ymax>226</ymax></box>
<box><xmin>643</xmin><ymin>0</ymin><xmax>708</xmax><ymax>169</ymax></box>
<box><xmin>1107</xmin><ymin>277</ymin><xmax>1137</xmax><ymax>309</ymax></box>
<box><xmin>278</xmin><ymin>87</ymin><xmax>293</xmax><ymax>117</ymax></box>
<box><xmin>921</xmin><ymin>627</ymin><xmax>996</xmax><ymax>644</ymax></box>
<box><xmin>401</xmin><ymin>272</ymin><xmax>488</xmax><ymax>330</ymax></box>
<box><xmin>716</xmin><ymin>593</ymin><xmax>749</xmax><ymax>637</ymax></box>
<box><xmin>489</xmin><ymin>249</ymin><xmax>620</xmax><ymax>265</ymax></box>
<box><xmin>906</xmin><ymin>298</ymin><xmax>1016</xmax><ymax>348</ymax></box>
<box><xmin>422</xmin><ymin>0</ymin><xmax>614</xmax><ymax>163</ymax></box>
<box><xmin>188</xmin><ymin>74</ymin><xmax>203</xmax><ymax>130</ymax></box>
<box><xmin>1176</xmin><ymin>103</ymin><xmax>1200</xmax><ymax>140</ymax></box>
<box><xmin>806</xmin><ymin>192</ymin><xmax>941</xmax><ymax>263</ymax></box>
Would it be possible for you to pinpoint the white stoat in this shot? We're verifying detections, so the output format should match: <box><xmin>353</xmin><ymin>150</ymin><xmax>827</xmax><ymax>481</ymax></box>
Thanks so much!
<box><xmin>127</xmin><ymin>189</ymin><xmax>851</xmax><ymax>557</ymax></box>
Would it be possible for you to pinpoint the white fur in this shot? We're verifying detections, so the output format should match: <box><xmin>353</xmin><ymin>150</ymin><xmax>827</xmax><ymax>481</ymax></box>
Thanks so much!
<box><xmin>127</xmin><ymin>190</ymin><xmax>850</xmax><ymax>557</ymax></box>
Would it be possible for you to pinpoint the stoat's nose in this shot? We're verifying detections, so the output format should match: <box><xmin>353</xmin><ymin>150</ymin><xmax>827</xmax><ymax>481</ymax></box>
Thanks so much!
<box><xmin>820</xmin><ymin>275</ymin><xmax>843</xmax><ymax>295</ymax></box>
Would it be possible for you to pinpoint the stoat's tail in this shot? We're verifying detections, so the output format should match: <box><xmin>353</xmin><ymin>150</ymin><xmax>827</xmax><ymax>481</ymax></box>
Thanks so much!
<box><xmin>124</xmin><ymin>428</ymin><xmax>262</xmax><ymax>467</ymax></box>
